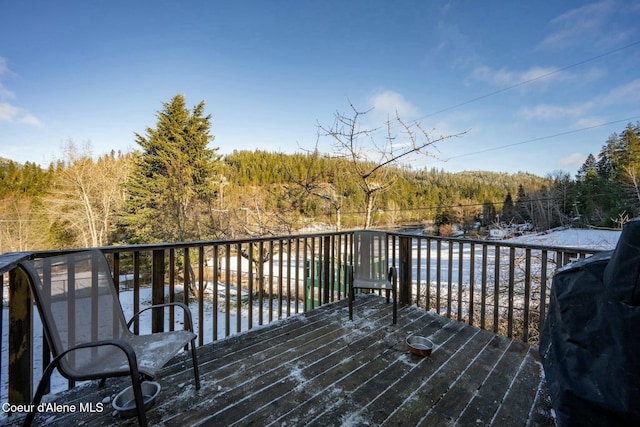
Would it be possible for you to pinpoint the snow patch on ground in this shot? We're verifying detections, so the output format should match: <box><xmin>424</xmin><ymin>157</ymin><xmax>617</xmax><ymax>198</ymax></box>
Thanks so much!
<box><xmin>506</xmin><ymin>228</ymin><xmax>620</xmax><ymax>250</ymax></box>
<box><xmin>341</xmin><ymin>411</ymin><xmax>371</xmax><ymax>426</ymax></box>
<box><xmin>289</xmin><ymin>365</ymin><xmax>307</xmax><ymax>393</ymax></box>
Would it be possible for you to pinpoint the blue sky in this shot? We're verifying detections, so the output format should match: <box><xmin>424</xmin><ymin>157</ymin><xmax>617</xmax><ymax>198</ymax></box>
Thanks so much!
<box><xmin>1</xmin><ymin>0</ymin><xmax>639</xmax><ymax>176</ymax></box>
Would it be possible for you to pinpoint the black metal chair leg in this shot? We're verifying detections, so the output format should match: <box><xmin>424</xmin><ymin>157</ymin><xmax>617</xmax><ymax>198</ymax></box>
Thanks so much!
<box><xmin>393</xmin><ymin>286</ymin><xmax>397</xmax><ymax>324</ymax></box>
<box><xmin>22</xmin><ymin>361</ymin><xmax>58</xmax><ymax>427</ymax></box>
<box><xmin>190</xmin><ymin>338</ymin><xmax>201</xmax><ymax>390</ymax></box>
<box><xmin>349</xmin><ymin>283</ymin><xmax>354</xmax><ymax>320</ymax></box>
<box><xmin>129</xmin><ymin>372</ymin><xmax>147</xmax><ymax>427</ymax></box>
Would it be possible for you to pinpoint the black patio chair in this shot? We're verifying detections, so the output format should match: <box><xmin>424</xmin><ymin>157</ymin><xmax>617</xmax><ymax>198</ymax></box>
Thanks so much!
<box><xmin>348</xmin><ymin>231</ymin><xmax>397</xmax><ymax>324</ymax></box>
<box><xmin>18</xmin><ymin>250</ymin><xmax>201</xmax><ymax>427</ymax></box>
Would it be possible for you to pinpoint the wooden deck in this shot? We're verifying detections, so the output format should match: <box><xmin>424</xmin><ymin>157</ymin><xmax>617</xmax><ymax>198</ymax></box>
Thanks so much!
<box><xmin>2</xmin><ymin>295</ymin><xmax>555</xmax><ymax>426</ymax></box>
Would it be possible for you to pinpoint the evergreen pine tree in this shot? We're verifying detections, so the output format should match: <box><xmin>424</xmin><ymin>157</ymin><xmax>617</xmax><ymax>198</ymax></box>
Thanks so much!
<box><xmin>515</xmin><ymin>184</ymin><xmax>531</xmax><ymax>222</ymax></box>
<box><xmin>502</xmin><ymin>193</ymin><xmax>515</xmax><ymax>223</ymax></box>
<box><xmin>577</xmin><ymin>154</ymin><xmax>598</xmax><ymax>181</ymax></box>
<box><xmin>121</xmin><ymin>94</ymin><xmax>220</xmax><ymax>243</ymax></box>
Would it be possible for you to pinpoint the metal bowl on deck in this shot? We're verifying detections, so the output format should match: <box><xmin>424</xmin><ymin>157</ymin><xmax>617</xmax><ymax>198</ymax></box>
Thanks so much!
<box><xmin>112</xmin><ymin>381</ymin><xmax>161</xmax><ymax>418</ymax></box>
<box><xmin>406</xmin><ymin>335</ymin><xmax>433</xmax><ymax>357</ymax></box>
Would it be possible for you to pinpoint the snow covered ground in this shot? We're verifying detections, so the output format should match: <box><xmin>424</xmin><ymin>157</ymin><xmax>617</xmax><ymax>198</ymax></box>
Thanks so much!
<box><xmin>506</xmin><ymin>227</ymin><xmax>621</xmax><ymax>251</ymax></box>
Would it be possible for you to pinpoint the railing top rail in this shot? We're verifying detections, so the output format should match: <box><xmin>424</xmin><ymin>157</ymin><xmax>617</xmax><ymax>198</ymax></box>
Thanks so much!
<box><xmin>0</xmin><ymin>252</ymin><xmax>33</xmax><ymax>275</ymax></box>
<box><xmin>389</xmin><ymin>231</ymin><xmax>605</xmax><ymax>255</ymax></box>
<box><xmin>0</xmin><ymin>230</ymin><xmax>355</xmax><ymax>272</ymax></box>
<box><xmin>2</xmin><ymin>228</ymin><xmax>607</xmax><ymax>274</ymax></box>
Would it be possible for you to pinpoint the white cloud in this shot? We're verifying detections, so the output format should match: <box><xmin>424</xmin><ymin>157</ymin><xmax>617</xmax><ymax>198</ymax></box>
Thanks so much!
<box><xmin>575</xmin><ymin>116</ymin><xmax>607</xmax><ymax>128</ymax></box>
<box><xmin>0</xmin><ymin>83</ymin><xmax>14</xmax><ymax>100</ymax></box>
<box><xmin>0</xmin><ymin>57</ymin><xmax>14</xmax><ymax>100</ymax></box>
<box><xmin>558</xmin><ymin>152</ymin><xmax>586</xmax><ymax>169</ymax></box>
<box><xmin>518</xmin><ymin>102</ymin><xmax>593</xmax><ymax>121</ymax></box>
<box><xmin>600</xmin><ymin>79</ymin><xmax>640</xmax><ymax>104</ymax></box>
<box><xmin>368</xmin><ymin>90</ymin><xmax>419</xmax><ymax>120</ymax></box>
<box><xmin>471</xmin><ymin>65</ymin><xmax>561</xmax><ymax>88</ymax></box>
<box><xmin>0</xmin><ymin>103</ymin><xmax>19</xmax><ymax>121</ymax></box>
<box><xmin>0</xmin><ymin>102</ymin><xmax>42</xmax><ymax>127</ymax></box>
<box><xmin>538</xmin><ymin>0</ymin><xmax>617</xmax><ymax>50</ymax></box>
<box><xmin>435</xmin><ymin>22</ymin><xmax>480</xmax><ymax>70</ymax></box>
<box><xmin>19</xmin><ymin>113</ymin><xmax>42</xmax><ymax>126</ymax></box>
<box><xmin>469</xmin><ymin>64</ymin><xmax>603</xmax><ymax>90</ymax></box>
<box><xmin>0</xmin><ymin>57</ymin><xmax>7</xmax><ymax>75</ymax></box>
<box><xmin>0</xmin><ymin>56</ymin><xmax>42</xmax><ymax>127</ymax></box>
<box><xmin>518</xmin><ymin>79</ymin><xmax>640</xmax><ymax>122</ymax></box>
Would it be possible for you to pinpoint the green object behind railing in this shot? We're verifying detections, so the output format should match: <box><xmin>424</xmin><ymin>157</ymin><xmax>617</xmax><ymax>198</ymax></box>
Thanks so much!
<box><xmin>304</xmin><ymin>258</ymin><xmax>345</xmax><ymax>310</ymax></box>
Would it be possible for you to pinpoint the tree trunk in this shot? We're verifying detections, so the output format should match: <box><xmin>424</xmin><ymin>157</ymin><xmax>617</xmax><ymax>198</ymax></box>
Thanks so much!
<box><xmin>364</xmin><ymin>192</ymin><xmax>374</xmax><ymax>229</ymax></box>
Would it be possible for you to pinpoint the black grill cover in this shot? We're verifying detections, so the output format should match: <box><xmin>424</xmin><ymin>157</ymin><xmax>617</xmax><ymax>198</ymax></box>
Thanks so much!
<box><xmin>540</xmin><ymin>220</ymin><xmax>640</xmax><ymax>426</ymax></box>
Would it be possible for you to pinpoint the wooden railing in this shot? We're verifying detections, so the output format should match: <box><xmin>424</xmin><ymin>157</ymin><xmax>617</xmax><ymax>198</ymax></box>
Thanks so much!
<box><xmin>390</xmin><ymin>233</ymin><xmax>599</xmax><ymax>344</ymax></box>
<box><xmin>0</xmin><ymin>230</ymin><xmax>600</xmax><ymax>405</ymax></box>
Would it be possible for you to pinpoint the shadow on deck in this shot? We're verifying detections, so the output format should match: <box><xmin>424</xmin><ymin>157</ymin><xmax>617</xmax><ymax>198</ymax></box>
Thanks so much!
<box><xmin>2</xmin><ymin>295</ymin><xmax>555</xmax><ymax>426</ymax></box>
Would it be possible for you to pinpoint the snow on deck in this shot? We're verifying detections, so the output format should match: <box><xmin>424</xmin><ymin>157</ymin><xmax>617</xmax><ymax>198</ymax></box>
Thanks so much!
<box><xmin>8</xmin><ymin>295</ymin><xmax>555</xmax><ymax>427</ymax></box>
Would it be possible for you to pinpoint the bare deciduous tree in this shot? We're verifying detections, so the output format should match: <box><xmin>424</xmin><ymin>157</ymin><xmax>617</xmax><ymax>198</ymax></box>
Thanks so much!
<box><xmin>623</xmin><ymin>165</ymin><xmax>640</xmax><ymax>215</ymax></box>
<box><xmin>44</xmin><ymin>141</ymin><xmax>130</xmax><ymax>248</ymax></box>
<box><xmin>0</xmin><ymin>196</ymin><xmax>44</xmax><ymax>252</ymax></box>
<box><xmin>319</xmin><ymin>101</ymin><xmax>466</xmax><ymax>228</ymax></box>
<box><xmin>283</xmin><ymin>148</ymin><xmax>348</xmax><ymax>230</ymax></box>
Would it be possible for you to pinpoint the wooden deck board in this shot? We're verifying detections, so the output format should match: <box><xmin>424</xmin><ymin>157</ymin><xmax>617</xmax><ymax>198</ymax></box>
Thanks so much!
<box><xmin>1</xmin><ymin>295</ymin><xmax>555</xmax><ymax>427</ymax></box>
<box><xmin>417</xmin><ymin>334</ymin><xmax>513</xmax><ymax>425</ymax></box>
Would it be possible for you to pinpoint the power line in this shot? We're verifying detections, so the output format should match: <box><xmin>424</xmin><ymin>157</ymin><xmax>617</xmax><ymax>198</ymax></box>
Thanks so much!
<box><xmin>417</xmin><ymin>40</ymin><xmax>640</xmax><ymax>120</ymax></box>
<box><xmin>341</xmin><ymin>194</ymin><xmax>600</xmax><ymax>217</ymax></box>
<box><xmin>442</xmin><ymin>115</ymin><xmax>640</xmax><ymax>161</ymax></box>
<box><xmin>380</xmin><ymin>41</ymin><xmax>640</xmax><ymax>166</ymax></box>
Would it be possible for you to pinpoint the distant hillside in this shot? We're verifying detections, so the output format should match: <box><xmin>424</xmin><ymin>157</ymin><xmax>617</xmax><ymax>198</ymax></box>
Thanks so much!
<box><xmin>0</xmin><ymin>157</ymin><xmax>16</xmax><ymax>166</ymax></box>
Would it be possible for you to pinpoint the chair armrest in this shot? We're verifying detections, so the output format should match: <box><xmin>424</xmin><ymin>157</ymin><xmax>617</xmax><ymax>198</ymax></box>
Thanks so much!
<box><xmin>51</xmin><ymin>339</ymin><xmax>140</xmax><ymax>378</ymax></box>
<box><xmin>60</xmin><ymin>339</ymin><xmax>136</xmax><ymax>359</ymax></box>
<box><xmin>127</xmin><ymin>302</ymin><xmax>195</xmax><ymax>333</ymax></box>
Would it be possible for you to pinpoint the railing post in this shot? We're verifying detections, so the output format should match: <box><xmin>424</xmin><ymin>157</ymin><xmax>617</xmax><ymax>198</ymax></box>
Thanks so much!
<box><xmin>398</xmin><ymin>236</ymin><xmax>412</xmax><ymax>306</ymax></box>
<box><xmin>152</xmin><ymin>249</ymin><xmax>165</xmax><ymax>333</ymax></box>
<box><xmin>323</xmin><ymin>235</ymin><xmax>331</xmax><ymax>304</ymax></box>
<box><xmin>9</xmin><ymin>266</ymin><xmax>32</xmax><ymax>404</ymax></box>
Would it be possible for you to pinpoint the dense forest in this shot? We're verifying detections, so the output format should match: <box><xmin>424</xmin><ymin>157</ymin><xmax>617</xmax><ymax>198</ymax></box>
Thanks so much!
<box><xmin>1</xmin><ymin>95</ymin><xmax>638</xmax><ymax>253</ymax></box>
